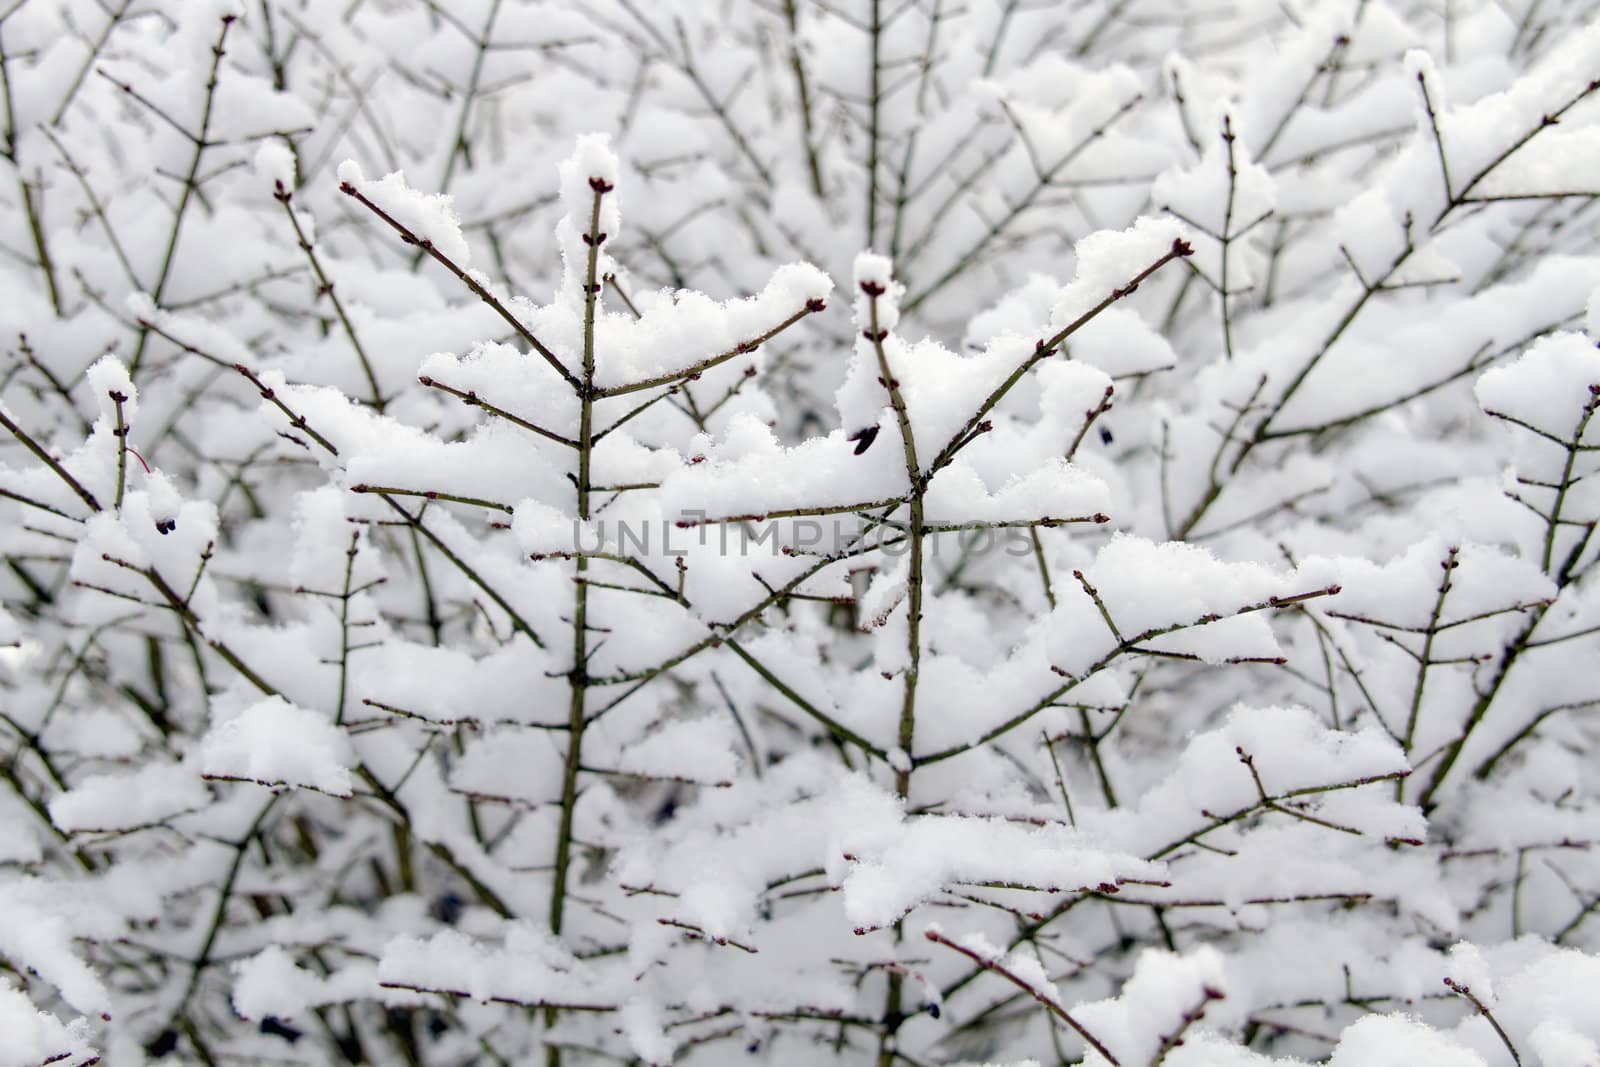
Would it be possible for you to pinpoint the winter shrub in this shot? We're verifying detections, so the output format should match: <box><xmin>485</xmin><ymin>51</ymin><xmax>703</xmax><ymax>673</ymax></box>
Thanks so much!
<box><xmin>1</xmin><ymin>1</ymin><xmax>1598</xmax><ymax>1065</ymax></box>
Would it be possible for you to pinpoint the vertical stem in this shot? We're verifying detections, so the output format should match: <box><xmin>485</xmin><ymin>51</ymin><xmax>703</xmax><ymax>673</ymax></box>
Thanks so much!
<box><xmin>275</xmin><ymin>184</ymin><xmax>386</xmax><ymax>411</ymax></box>
<box><xmin>782</xmin><ymin>0</ymin><xmax>825</xmax><ymax>198</ymax></box>
<box><xmin>982</xmin><ymin>0</ymin><xmax>1017</xmax><ymax>77</ymax></box>
<box><xmin>546</xmin><ymin>177</ymin><xmax>608</xmax><ymax>1067</ymax></box>
<box><xmin>334</xmin><ymin>531</ymin><xmax>359</xmax><ymax>725</ymax></box>
<box><xmin>17</xmin><ymin>175</ymin><xmax>61</xmax><ymax>314</ymax></box>
<box><xmin>1029</xmin><ymin>527</ymin><xmax>1056</xmax><ymax>608</ymax></box>
<box><xmin>1400</xmin><ymin>547</ymin><xmax>1456</xmax><ymax>800</ymax></box>
<box><xmin>1218</xmin><ymin>115</ymin><xmax>1239</xmax><ymax>362</ymax></box>
<box><xmin>437</xmin><ymin>0</ymin><xmax>501</xmax><ymax>197</ymax></box>
<box><xmin>159</xmin><ymin>794</ymin><xmax>282</xmax><ymax>1044</ymax></box>
<box><xmin>405</xmin><ymin>524</ymin><xmax>444</xmax><ymax>646</ymax></box>
<box><xmin>1542</xmin><ymin>396</ymin><xmax>1598</xmax><ymax>575</ymax></box>
<box><xmin>130</xmin><ymin>14</ymin><xmax>237</xmax><ymax>377</ymax></box>
<box><xmin>1082</xmin><ymin>707</ymin><xmax>1118</xmax><ymax>807</ymax></box>
<box><xmin>0</xmin><ymin>26</ymin><xmax>63</xmax><ymax>314</ymax></box>
<box><xmin>111</xmin><ymin>391</ymin><xmax>130</xmax><ymax>509</ymax></box>
<box><xmin>864</xmin><ymin>273</ymin><xmax>922</xmax><ymax>1066</ymax></box>
<box><xmin>863</xmin><ymin>283</ymin><xmax>922</xmax><ymax>794</ymax></box>
<box><xmin>877</xmin><ymin>966</ymin><xmax>905</xmax><ymax>1067</ymax></box>
<box><xmin>866</xmin><ymin>0</ymin><xmax>882</xmax><ymax>249</ymax></box>
<box><xmin>889</xmin><ymin>0</ymin><xmax>944</xmax><ymax>258</ymax></box>
<box><xmin>899</xmin><ymin>518</ymin><xmax>924</xmax><ymax>791</ymax></box>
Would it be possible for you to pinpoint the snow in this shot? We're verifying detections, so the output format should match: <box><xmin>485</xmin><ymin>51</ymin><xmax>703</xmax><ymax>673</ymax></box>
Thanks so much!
<box><xmin>1073</xmin><ymin>947</ymin><xmax>1234</xmax><ymax>1066</ymax></box>
<box><xmin>378</xmin><ymin>925</ymin><xmax>617</xmax><ymax>1007</ymax></box>
<box><xmin>421</xmin><ymin>340</ymin><xmax>580</xmax><ymax>438</ymax></box>
<box><xmin>610</xmin><ymin>757</ymin><xmax>901</xmax><ymax>943</ymax></box>
<box><xmin>620</xmin><ymin>996</ymin><xmax>674</xmax><ymax>1065</ymax></box>
<box><xmin>0</xmin><ymin>984</ymin><xmax>98</xmax><ymax>1067</ymax></box>
<box><xmin>1475</xmin><ymin>331</ymin><xmax>1600</xmax><ymax>438</ymax></box>
<box><xmin>1047</xmin><ymin>218</ymin><xmax>1187</xmax><ymax>335</ymax></box>
<box><xmin>840</xmin><ymin>813</ymin><xmax>1160</xmax><ymax>930</ymax></box>
<box><xmin>449</xmin><ymin>726</ymin><xmax>565</xmax><ymax>804</ymax></box>
<box><xmin>1450</xmin><ymin>942</ymin><xmax>1600</xmax><ymax>1067</ymax></box>
<box><xmin>338</xmin><ymin>160</ymin><xmax>472</xmax><ymax>266</ymax></box>
<box><xmin>1445</xmin><ymin>941</ymin><xmax>1494</xmax><ymax>1002</ymax></box>
<box><xmin>0</xmin><ymin>816</ymin><xmax>39</xmax><ymax>866</ymax></box>
<box><xmin>1065</xmin><ymin>307</ymin><xmax>1178</xmax><ymax>377</ymax></box>
<box><xmin>584</xmin><ymin>261</ymin><xmax>832</xmax><ymax>393</ymax></box>
<box><xmin>232</xmin><ymin>944</ymin><xmax>313</xmax><ymax>1021</ymax></box>
<box><xmin>924</xmin><ymin>459</ymin><xmax>1111</xmax><ymax>525</ymax></box>
<box><xmin>233</xmin><ymin>945</ymin><xmax>380</xmax><ymax>1023</ymax></box>
<box><xmin>254</xmin><ymin>140</ymin><xmax>297</xmax><ymax>191</ymax></box>
<box><xmin>355</xmin><ymin>634</ymin><xmax>569</xmax><ymax>729</ymax></box>
<box><xmin>6</xmin><ymin>4</ymin><xmax>1600</xmax><ymax>1065</ymax></box>
<box><xmin>1328</xmin><ymin>1015</ymin><xmax>1487</xmax><ymax>1067</ymax></box>
<box><xmin>1530</xmin><ymin>1024</ymin><xmax>1600</xmax><ymax>1067</ymax></box>
<box><xmin>0</xmin><ymin>881</ymin><xmax>113</xmax><ymax>1018</ymax></box>
<box><xmin>660</xmin><ymin>415</ymin><xmax>909</xmax><ymax>521</ymax></box>
<box><xmin>854</xmin><ymin>252</ymin><xmax>901</xmax><ymax>336</ymax></box>
<box><xmin>1047</xmin><ymin>535</ymin><xmax>1331</xmax><ymax>676</ymax></box>
<box><xmin>123</xmin><ymin>292</ymin><xmax>256</xmax><ymax>368</ymax></box>
<box><xmin>289</xmin><ymin>486</ymin><xmax>384</xmax><ymax>593</ymax></box>
<box><xmin>1315</xmin><ymin>537</ymin><xmax>1554</xmax><ymax>632</ymax></box>
<box><xmin>615</xmin><ymin>716</ymin><xmax>742</xmax><ymax>784</ymax></box>
<box><xmin>199</xmin><ymin>696</ymin><xmax>355</xmax><ymax>796</ymax></box>
<box><xmin>1152</xmin><ymin>113</ymin><xmax>1276</xmax><ymax>286</ymax></box>
<box><xmin>85</xmin><ymin>354</ymin><xmax>136</xmax><ymax>428</ymax></box>
<box><xmin>49</xmin><ymin>762</ymin><xmax>210</xmax><ymax>833</ymax></box>
<box><xmin>1429</xmin><ymin>21</ymin><xmax>1600</xmax><ymax>198</ymax></box>
<box><xmin>558</xmin><ymin>134</ymin><xmax>622</xmax><ymax>236</ymax></box>
<box><xmin>1090</xmin><ymin>704</ymin><xmax>1417</xmax><ymax>858</ymax></box>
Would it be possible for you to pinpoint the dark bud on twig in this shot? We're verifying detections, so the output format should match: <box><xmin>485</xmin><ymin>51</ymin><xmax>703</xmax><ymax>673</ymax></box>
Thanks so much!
<box><xmin>849</xmin><ymin>426</ymin><xmax>880</xmax><ymax>455</ymax></box>
<box><xmin>145</xmin><ymin>1031</ymin><xmax>180</xmax><ymax>1057</ymax></box>
<box><xmin>259</xmin><ymin>1016</ymin><xmax>302</xmax><ymax>1044</ymax></box>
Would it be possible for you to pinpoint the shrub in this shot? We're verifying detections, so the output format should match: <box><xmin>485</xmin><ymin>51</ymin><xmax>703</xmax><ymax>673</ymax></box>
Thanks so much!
<box><xmin>1</xmin><ymin>1</ymin><xmax>1598</xmax><ymax>1065</ymax></box>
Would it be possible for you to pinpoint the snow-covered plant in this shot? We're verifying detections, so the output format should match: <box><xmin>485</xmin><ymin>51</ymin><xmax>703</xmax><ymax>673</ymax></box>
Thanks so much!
<box><xmin>1</xmin><ymin>1</ymin><xmax>1598</xmax><ymax>1065</ymax></box>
